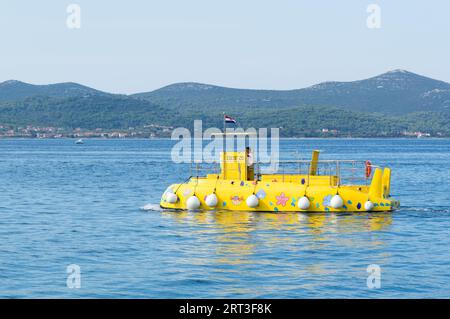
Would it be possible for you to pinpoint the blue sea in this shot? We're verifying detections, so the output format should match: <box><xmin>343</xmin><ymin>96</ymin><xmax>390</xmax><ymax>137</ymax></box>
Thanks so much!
<box><xmin>0</xmin><ymin>138</ymin><xmax>449</xmax><ymax>298</ymax></box>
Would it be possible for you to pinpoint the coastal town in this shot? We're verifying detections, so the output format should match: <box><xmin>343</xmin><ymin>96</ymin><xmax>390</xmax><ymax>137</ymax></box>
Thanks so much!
<box><xmin>0</xmin><ymin>124</ymin><xmax>174</xmax><ymax>138</ymax></box>
<box><xmin>0</xmin><ymin>124</ymin><xmax>437</xmax><ymax>138</ymax></box>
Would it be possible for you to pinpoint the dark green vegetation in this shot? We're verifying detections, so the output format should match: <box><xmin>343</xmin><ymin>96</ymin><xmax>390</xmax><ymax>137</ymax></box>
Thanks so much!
<box><xmin>1</xmin><ymin>70</ymin><xmax>449</xmax><ymax>137</ymax></box>
<box><xmin>0</xmin><ymin>80</ymin><xmax>107</xmax><ymax>101</ymax></box>
<box><xmin>0</xmin><ymin>96</ymin><xmax>172</xmax><ymax>129</ymax></box>
<box><xmin>134</xmin><ymin>70</ymin><xmax>450</xmax><ymax>114</ymax></box>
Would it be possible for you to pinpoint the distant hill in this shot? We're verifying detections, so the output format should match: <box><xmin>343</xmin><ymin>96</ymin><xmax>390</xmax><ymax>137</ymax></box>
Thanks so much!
<box><xmin>0</xmin><ymin>80</ymin><xmax>109</xmax><ymax>101</ymax></box>
<box><xmin>1</xmin><ymin>70</ymin><xmax>450</xmax><ymax>137</ymax></box>
<box><xmin>0</xmin><ymin>95</ymin><xmax>448</xmax><ymax>137</ymax></box>
<box><xmin>300</xmin><ymin>70</ymin><xmax>450</xmax><ymax>114</ymax></box>
<box><xmin>3</xmin><ymin>70</ymin><xmax>450</xmax><ymax>114</ymax></box>
<box><xmin>133</xmin><ymin>70</ymin><xmax>450</xmax><ymax>114</ymax></box>
<box><xmin>0</xmin><ymin>95</ymin><xmax>172</xmax><ymax>129</ymax></box>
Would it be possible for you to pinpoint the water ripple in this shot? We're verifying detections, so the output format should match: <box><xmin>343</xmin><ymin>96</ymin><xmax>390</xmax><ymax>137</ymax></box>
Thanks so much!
<box><xmin>1</xmin><ymin>139</ymin><xmax>450</xmax><ymax>298</ymax></box>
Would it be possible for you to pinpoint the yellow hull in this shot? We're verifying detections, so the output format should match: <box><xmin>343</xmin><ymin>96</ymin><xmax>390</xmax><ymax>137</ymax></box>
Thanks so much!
<box><xmin>160</xmin><ymin>178</ymin><xmax>399</xmax><ymax>212</ymax></box>
<box><xmin>160</xmin><ymin>150</ymin><xmax>399</xmax><ymax>213</ymax></box>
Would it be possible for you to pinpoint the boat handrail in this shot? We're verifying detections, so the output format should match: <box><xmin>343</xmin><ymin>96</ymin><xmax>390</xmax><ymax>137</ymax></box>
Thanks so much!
<box><xmin>277</xmin><ymin>159</ymin><xmax>364</xmax><ymax>163</ymax></box>
<box><xmin>189</xmin><ymin>159</ymin><xmax>376</xmax><ymax>186</ymax></box>
<box><xmin>191</xmin><ymin>159</ymin><xmax>370</xmax><ymax>164</ymax></box>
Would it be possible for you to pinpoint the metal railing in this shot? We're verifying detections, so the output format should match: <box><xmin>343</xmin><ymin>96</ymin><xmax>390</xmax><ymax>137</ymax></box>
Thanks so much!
<box><xmin>190</xmin><ymin>159</ymin><xmax>374</xmax><ymax>186</ymax></box>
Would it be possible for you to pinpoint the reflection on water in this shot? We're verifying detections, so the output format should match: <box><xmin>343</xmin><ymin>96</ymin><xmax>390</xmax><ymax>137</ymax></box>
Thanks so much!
<box><xmin>163</xmin><ymin>210</ymin><xmax>393</xmax><ymax>233</ymax></box>
<box><xmin>162</xmin><ymin>210</ymin><xmax>393</xmax><ymax>266</ymax></box>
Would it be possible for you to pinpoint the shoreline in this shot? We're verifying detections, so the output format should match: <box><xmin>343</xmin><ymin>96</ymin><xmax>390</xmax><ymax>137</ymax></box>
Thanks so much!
<box><xmin>0</xmin><ymin>136</ymin><xmax>448</xmax><ymax>140</ymax></box>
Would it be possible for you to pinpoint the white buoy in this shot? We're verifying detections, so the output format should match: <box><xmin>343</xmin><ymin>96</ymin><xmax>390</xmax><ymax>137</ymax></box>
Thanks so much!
<box><xmin>165</xmin><ymin>192</ymin><xmax>178</xmax><ymax>203</ymax></box>
<box><xmin>205</xmin><ymin>193</ymin><xmax>218</xmax><ymax>207</ymax></box>
<box><xmin>330</xmin><ymin>194</ymin><xmax>344</xmax><ymax>209</ymax></box>
<box><xmin>298</xmin><ymin>196</ymin><xmax>310</xmax><ymax>210</ymax></box>
<box><xmin>364</xmin><ymin>200</ymin><xmax>374</xmax><ymax>211</ymax></box>
<box><xmin>246</xmin><ymin>194</ymin><xmax>259</xmax><ymax>208</ymax></box>
<box><xmin>186</xmin><ymin>195</ymin><xmax>201</xmax><ymax>210</ymax></box>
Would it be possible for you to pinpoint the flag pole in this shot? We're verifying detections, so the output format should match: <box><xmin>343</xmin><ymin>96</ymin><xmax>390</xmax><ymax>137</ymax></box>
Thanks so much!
<box><xmin>222</xmin><ymin>112</ymin><xmax>226</xmax><ymax>135</ymax></box>
<box><xmin>222</xmin><ymin>112</ymin><xmax>226</xmax><ymax>178</ymax></box>
<box><xmin>222</xmin><ymin>112</ymin><xmax>226</xmax><ymax>151</ymax></box>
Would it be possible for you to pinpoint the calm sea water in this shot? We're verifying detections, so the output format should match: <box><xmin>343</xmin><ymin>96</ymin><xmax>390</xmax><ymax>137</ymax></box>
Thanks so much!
<box><xmin>0</xmin><ymin>138</ymin><xmax>449</xmax><ymax>298</ymax></box>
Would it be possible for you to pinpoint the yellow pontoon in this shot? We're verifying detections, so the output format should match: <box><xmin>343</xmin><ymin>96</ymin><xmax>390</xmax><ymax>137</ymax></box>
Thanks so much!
<box><xmin>160</xmin><ymin>147</ymin><xmax>399</xmax><ymax>213</ymax></box>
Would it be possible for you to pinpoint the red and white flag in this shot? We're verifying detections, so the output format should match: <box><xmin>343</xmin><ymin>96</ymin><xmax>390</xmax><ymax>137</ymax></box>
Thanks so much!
<box><xmin>224</xmin><ymin>115</ymin><xmax>236</xmax><ymax>124</ymax></box>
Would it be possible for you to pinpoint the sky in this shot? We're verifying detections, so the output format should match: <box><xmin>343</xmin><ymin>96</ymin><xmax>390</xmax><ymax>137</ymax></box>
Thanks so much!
<box><xmin>0</xmin><ymin>0</ymin><xmax>449</xmax><ymax>94</ymax></box>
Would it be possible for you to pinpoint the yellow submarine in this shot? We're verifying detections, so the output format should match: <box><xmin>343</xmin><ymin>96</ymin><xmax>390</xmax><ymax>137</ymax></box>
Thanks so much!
<box><xmin>160</xmin><ymin>139</ymin><xmax>399</xmax><ymax>213</ymax></box>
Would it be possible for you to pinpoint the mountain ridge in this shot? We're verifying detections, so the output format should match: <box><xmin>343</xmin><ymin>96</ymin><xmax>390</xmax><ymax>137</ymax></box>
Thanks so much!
<box><xmin>0</xmin><ymin>80</ymin><xmax>110</xmax><ymax>101</ymax></box>
<box><xmin>133</xmin><ymin>70</ymin><xmax>450</xmax><ymax>114</ymax></box>
<box><xmin>1</xmin><ymin>70</ymin><xmax>450</xmax><ymax>137</ymax></box>
<box><xmin>0</xmin><ymin>95</ymin><xmax>448</xmax><ymax>137</ymax></box>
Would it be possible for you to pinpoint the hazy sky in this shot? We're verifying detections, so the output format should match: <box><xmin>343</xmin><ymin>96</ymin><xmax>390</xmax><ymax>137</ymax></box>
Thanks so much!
<box><xmin>1</xmin><ymin>0</ymin><xmax>449</xmax><ymax>94</ymax></box>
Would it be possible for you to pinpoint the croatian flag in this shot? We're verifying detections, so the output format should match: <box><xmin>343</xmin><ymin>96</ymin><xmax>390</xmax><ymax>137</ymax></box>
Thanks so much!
<box><xmin>224</xmin><ymin>115</ymin><xmax>237</xmax><ymax>124</ymax></box>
